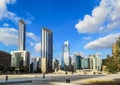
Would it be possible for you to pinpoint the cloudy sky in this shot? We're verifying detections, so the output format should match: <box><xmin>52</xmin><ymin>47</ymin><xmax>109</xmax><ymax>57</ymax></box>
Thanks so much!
<box><xmin>0</xmin><ymin>0</ymin><xmax>120</xmax><ymax>60</ymax></box>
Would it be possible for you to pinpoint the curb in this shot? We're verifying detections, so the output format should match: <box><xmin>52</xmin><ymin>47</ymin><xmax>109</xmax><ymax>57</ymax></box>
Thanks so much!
<box><xmin>0</xmin><ymin>80</ymin><xmax>32</xmax><ymax>84</ymax></box>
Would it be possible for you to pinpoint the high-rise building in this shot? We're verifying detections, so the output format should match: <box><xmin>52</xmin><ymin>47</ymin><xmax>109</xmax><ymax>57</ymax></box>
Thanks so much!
<box><xmin>74</xmin><ymin>53</ymin><xmax>82</xmax><ymax>71</ymax></box>
<box><xmin>11</xmin><ymin>20</ymin><xmax>30</xmax><ymax>73</ymax></box>
<box><xmin>62</xmin><ymin>41</ymin><xmax>70</xmax><ymax>71</ymax></box>
<box><xmin>41</xmin><ymin>28</ymin><xmax>53</xmax><ymax>73</ymax></box>
<box><xmin>18</xmin><ymin>19</ymin><xmax>26</xmax><ymax>50</ymax></box>
<box><xmin>61</xmin><ymin>56</ymin><xmax>64</xmax><ymax>70</ymax></box>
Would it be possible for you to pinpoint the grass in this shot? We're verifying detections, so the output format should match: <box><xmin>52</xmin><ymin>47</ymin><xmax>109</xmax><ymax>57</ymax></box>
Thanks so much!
<box><xmin>89</xmin><ymin>80</ymin><xmax>120</xmax><ymax>85</ymax></box>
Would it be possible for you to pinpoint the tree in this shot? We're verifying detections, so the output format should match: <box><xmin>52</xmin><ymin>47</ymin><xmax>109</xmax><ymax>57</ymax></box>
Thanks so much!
<box><xmin>106</xmin><ymin>56</ymin><xmax>118</xmax><ymax>73</ymax></box>
<box><xmin>105</xmin><ymin>37</ymin><xmax>120</xmax><ymax>73</ymax></box>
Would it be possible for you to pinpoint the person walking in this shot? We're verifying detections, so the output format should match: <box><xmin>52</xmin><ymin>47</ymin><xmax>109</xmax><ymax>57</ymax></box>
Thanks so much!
<box><xmin>6</xmin><ymin>75</ymin><xmax>8</xmax><ymax>83</ymax></box>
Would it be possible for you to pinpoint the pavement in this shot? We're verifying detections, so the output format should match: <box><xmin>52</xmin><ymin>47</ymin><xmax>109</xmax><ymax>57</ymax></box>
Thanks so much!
<box><xmin>0</xmin><ymin>73</ymin><xmax>120</xmax><ymax>85</ymax></box>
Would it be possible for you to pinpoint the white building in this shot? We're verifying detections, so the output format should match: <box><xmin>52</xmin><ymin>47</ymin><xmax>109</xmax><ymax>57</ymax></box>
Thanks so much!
<box><xmin>11</xmin><ymin>51</ymin><xmax>30</xmax><ymax>72</ymax></box>
<box><xmin>88</xmin><ymin>55</ymin><xmax>96</xmax><ymax>70</ymax></box>
<box><xmin>52</xmin><ymin>59</ymin><xmax>59</xmax><ymax>72</ymax></box>
<box><xmin>88</xmin><ymin>54</ymin><xmax>102</xmax><ymax>71</ymax></box>
<box><xmin>94</xmin><ymin>54</ymin><xmax>102</xmax><ymax>71</ymax></box>
<box><xmin>31</xmin><ymin>57</ymin><xmax>40</xmax><ymax>71</ymax></box>
<box><xmin>63</xmin><ymin>41</ymin><xmax>70</xmax><ymax>66</ymax></box>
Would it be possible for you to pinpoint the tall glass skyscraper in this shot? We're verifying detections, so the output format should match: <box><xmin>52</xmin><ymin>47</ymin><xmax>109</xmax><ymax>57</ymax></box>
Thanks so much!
<box><xmin>18</xmin><ymin>20</ymin><xmax>26</xmax><ymax>50</ymax></box>
<box><xmin>41</xmin><ymin>28</ymin><xmax>53</xmax><ymax>73</ymax></box>
<box><xmin>63</xmin><ymin>41</ymin><xmax>70</xmax><ymax>67</ymax></box>
<box><xmin>11</xmin><ymin>20</ymin><xmax>30</xmax><ymax>73</ymax></box>
<box><xmin>74</xmin><ymin>53</ymin><xmax>82</xmax><ymax>70</ymax></box>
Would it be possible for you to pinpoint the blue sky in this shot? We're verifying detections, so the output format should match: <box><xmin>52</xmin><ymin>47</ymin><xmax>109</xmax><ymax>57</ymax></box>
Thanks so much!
<box><xmin>0</xmin><ymin>0</ymin><xmax>120</xmax><ymax>61</ymax></box>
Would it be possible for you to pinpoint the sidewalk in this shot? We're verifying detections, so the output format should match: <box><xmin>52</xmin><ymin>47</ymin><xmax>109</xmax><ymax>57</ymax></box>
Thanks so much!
<box><xmin>72</xmin><ymin>74</ymin><xmax>120</xmax><ymax>84</ymax></box>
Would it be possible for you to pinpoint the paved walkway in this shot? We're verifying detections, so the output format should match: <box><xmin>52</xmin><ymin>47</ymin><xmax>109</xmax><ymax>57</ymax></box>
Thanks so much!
<box><xmin>72</xmin><ymin>74</ymin><xmax>120</xmax><ymax>84</ymax></box>
<box><xmin>0</xmin><ymin>74</ymin><xmax>120</xmax><ymax>85</ymax></box>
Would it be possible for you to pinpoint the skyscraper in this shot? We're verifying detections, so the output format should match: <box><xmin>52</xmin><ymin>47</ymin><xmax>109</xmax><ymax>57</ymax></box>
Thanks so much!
<box><xmin>11</xmin><ymin>20</ymin><xmax>30</xmax><ymax>73</ymax></box>
<box><xmin>62</xmin><ymin>41</ymin><xmax>70</xmax><ymax>71</ymax></box>
<box><xmin>74</xmin><ymin>53</ymin><xmax>82</xmax><ymax>71</ymax></box>
<box><xmin>18</xmin><ymin>19</ymin><xmax>26</xmax><ymax>50</ymax></box>
<box><xmin>41</xmin><ymin>28</ymin><xmax>53</xmax><ymax>73</ymax></box>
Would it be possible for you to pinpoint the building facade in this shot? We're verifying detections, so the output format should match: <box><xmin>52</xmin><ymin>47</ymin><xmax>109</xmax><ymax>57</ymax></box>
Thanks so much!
<box><xmin>18</xmin><ymin>19</ymin><xmax>26</xmax><ymax>50</ymax></box>
<box><xmin>81</xmin><ymin>58</ymin><xmax>88</xmax><ymax>69</ymax></box>
<box><xmin>31</xmin><ymin>57</ymin><xmax>40</xmax><ymax>71</ymax></box>
<box><xmin>41</xmin><ymin>28</ymin><xmax>53</xmax><ymax>73</ymax></box>
<box><xmin>11</xmin><ymin>19</ymin><xmax>30</xmax><ymax>73</ymax></box>
<box><xmin>62</xmin><ymin>41</ymin><xmax>70</xmax><ymax>71</ymax></box>
<box><xmin>74</xmin><ymin>53</ymin><xmax>82</xmax><ymax>71</ymax></box>
<box><xmin>88</xmin><ymin>54</ymin><xmax>102</xmax><ymax>71</ymax></box>
<box><xmin>11</xmin><ymin>51</ymin><xmax>30</xmax><ymax>72</ymax></box>
<box><xmin>94</xmin><ymin>54</ymin><xmax>102</xmax><ymax>71</ymax></box>
<box><xmin>52</xmin><ymin>59</ymin><xmax>59</xmax><ymax>72</ymax></box>
<box><xmin>0</xmin><ymin>51</ymin><xmax>11</xmax><ymax>68</ymax></box>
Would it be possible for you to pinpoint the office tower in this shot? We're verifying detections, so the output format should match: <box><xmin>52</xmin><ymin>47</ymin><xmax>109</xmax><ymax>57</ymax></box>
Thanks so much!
<box><xmin>62</xmin><ymin>41</ymin><xmax>70</xmax><ymax>71</ymax></box>
<box><xmin>61</xmin><ymin>56</ymin><xmax>64</xmax><ymax>70</ymax></box>
<box><xmin>18</xmin><ymin>19</ymin><xmax>26</xmax><ymax>50</ymax></box>
<box><xmin>11</xmin><ymin>20</ymin><xmax>30</xmax><ymax>73</ymax></box>
<box><xmin>74</xmin><ymin>53</ymin><xmax>82</xmax><ymax>71</ymax></box>
<box><xmin>41</xmin><ymin>28</ymin><xmax>53</xmax><ymax>73</ymax></box>
<box><xmin>11</xmin><ymin>51</ymin><xmax>30</xmax><ymax>72</ymax></box>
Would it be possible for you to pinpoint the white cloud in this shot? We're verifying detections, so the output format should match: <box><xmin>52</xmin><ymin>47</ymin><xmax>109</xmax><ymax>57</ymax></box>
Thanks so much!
<box><xmin>0</xmin><ymin>0</ymin><xmax>20</xmax><ymax>22</ymax></box>
<box><xmin>83</xmin><ymin>37</ymin><xmax>92</xmax><ymax>40</ymax></box>
<box><xmin>0</xmin><ymin>27</ymin><xmax>38</xmax><ymax>46</ymax></box>
<box><xmin>84</xmin><ymin>33</ymin><xmax>120</xmax><ymax>50</ymax></box>
<box><xmin>0</xmin><ymin>0</ymin><xmax>33</xmax><ymax>25</ymax></box>
<box><xmin>34</xmin><ymin>43</ymin><xmax>41</xmax><ymax>52</ymax></box>
<box><xmin>0</xmin><ymin>27</ymin><xmax>18</xmax><ymax>46</ymax></box>
<box><xmin>26</xmin><ymin>32</ymin><xmax>38</xmax><ymax>41</ymax></box>
<box><xmin>75</xmin><ymin>0</ymin><xmax>120</xmax><ymax>33</ymax></box>
<box><xmin>30</xmin><ymin>42</ymin><xmax>35</xmax><ymax>46</ymax></box>
<box><xmin>3</xmin><ymin>23</ymin><xmax>9</xmax><ymax>27</ymax></box>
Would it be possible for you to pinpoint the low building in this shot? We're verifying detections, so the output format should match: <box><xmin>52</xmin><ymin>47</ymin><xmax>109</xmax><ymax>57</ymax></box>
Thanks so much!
<box><xmin>0</xmin><ymin>51</ymin><xmax>11</xmax><ymax>68</ymax></box>
<box><xmin>81</xmin><ymin>58</ymin><xmax>88</xmax><ymax>69</ymax></box>
<box><xmin>52</xmin><ymin>59</ymin><xmax>59</xmax><ymax>72</ymax></box>
<box><xmin>11</xmin><ymin>51</ymin><xmax>30</xmax><ymax>72</ymax></box>
<box><xmin>88</xmin><ymin>54</ymin><xmax>102</xmax><ymax>71</ymax></box>
<box><xmin>31</xmin><ymin>57</ymin><xmax>41</xmax><ymax>72</ymax></box>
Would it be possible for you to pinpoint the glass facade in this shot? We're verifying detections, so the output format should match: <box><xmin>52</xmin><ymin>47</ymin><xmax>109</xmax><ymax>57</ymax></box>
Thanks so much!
<box><xmin>41</xmin><ymin>28</ymin><xmax>53</xmax><ymax>73</ymax></box>
<box><xmin>63</xmin><ymin>41</ymin><xmax>70</xmax><ymax>66</ymax></box>
<box><xmin>81</xmin><ymin>58</ymin><xmax>88</xmax><ymax>69</ymax></box>
<box><xmin>11</xmin><ymin>51</ymin><xmax>30</xmax><ymax>71</ymax></box>
<box><xmin>75</xmin><ymin>55</ymin><xmax>81</xmax><ymax>70</ymax></box>
<box><xmin>18</xmin><ymin>20</ymin><xmax>26</xmax><ymax>50</ymax></box>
